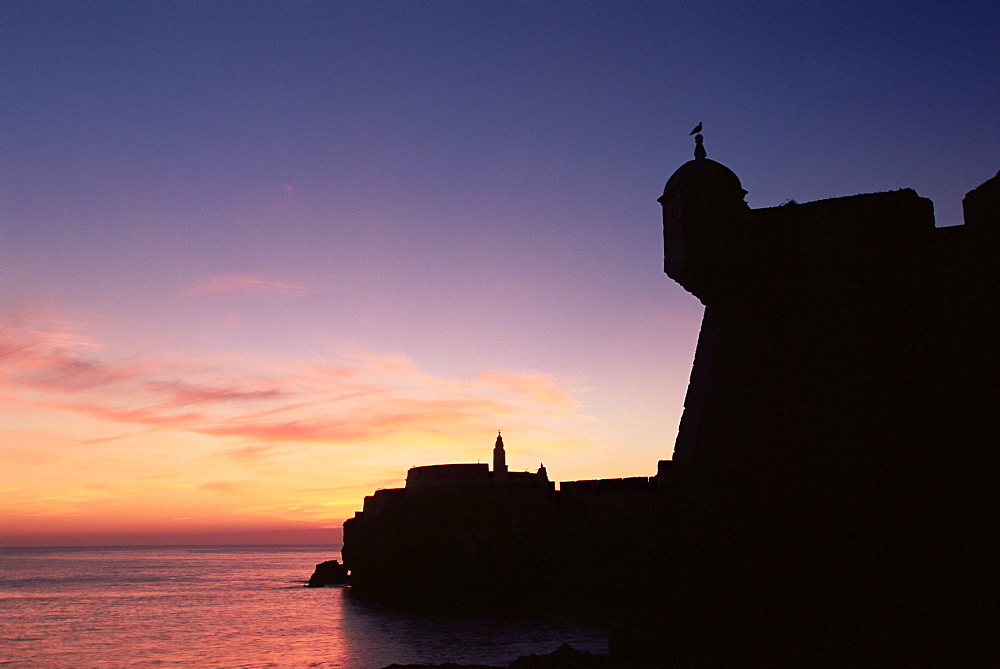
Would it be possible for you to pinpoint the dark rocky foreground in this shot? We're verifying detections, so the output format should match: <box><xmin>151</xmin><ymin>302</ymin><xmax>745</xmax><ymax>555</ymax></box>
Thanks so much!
<box><xmin>381</xmin><ymin>643</ymin><xmax>609</xmax><ymax>669</ymax></box>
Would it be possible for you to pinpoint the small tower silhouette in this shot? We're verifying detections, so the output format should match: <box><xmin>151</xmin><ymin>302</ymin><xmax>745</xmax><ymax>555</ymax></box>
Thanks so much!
<box><xmin>492</xmin><ymin>431</ymin><xmax>508</xmax><ymax>478</ymax></box>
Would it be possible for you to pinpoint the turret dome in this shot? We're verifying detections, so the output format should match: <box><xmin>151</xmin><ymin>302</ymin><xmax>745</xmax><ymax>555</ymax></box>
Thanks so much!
<box><xmin>662</xmin><ymin>158</ymin><xmax>744</xmax><ymax>199</ymax></box>
<box><xmin>658</xmin><ymin>133</ymin><xmax>751</xmax><ymax>303</ymax></box>
<box><xmin>660</xmin><ymin>134</ymin><xmax>745</xmax><ymax>201</ymax></box>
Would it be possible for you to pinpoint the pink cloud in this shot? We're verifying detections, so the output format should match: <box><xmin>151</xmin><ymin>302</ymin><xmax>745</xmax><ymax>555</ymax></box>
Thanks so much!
<box><xmin>183</xmin><ymin>273</ymin><xmax>315</xmax><ymax>296</ymax></box>
<box><xmin>475</xmin><ymin>370</ymin><xmax>580</xmax><ymax>410</ymax></box>
<box><xmin>0</xmin><ymin>316</ymin><xmax>586</xmax><ymax>454</ymax></box>
<box><xmin>1</xmin><ymin>325</ymin><xmax>147</xmax><ymax>392</ymax></box>
<box><xmin>145</xmin><ymin>379</ymin><xmax>287</xmax><ymax>406</ymax></box>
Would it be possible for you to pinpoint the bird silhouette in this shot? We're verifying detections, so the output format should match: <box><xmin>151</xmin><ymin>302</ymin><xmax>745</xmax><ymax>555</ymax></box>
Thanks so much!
<box><xmin>689</xmin><ymin>122</ymin><xmax>702</xmax><ymax>135</ymax></box>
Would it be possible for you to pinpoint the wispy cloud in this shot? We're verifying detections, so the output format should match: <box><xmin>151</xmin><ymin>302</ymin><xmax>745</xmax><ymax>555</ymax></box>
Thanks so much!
<box><xmin>475</xmin><ymin>370</ymin><xmax>580</xmax><ymax>410</ymax></box>
<box><xmin>182</xmin><ymin>273</ymin><xmax>316</xmax><ymax>296</ymax></box>
<box><xmin>0</xmin><ymin>316</ymin><xmax>587</xmax><ymax>455</ymax></box>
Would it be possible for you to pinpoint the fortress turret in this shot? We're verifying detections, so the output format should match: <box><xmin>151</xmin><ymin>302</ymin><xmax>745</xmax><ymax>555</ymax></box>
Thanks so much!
<box><xmin>658</xmin><ymin>134</ymin><xmax>749</xmax><ymax>302</ymax></box>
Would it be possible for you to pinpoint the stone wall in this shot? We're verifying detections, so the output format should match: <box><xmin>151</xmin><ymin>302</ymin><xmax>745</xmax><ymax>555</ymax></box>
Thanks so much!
<box><xmin>612</xmin><ymin>170</ymin><xmax>998</xmax><ymax>667</ymax></box>
<box><xmin>342</xmin><ymin>472</ymin><xmax>662</xmax><ymax>608</ymax></box>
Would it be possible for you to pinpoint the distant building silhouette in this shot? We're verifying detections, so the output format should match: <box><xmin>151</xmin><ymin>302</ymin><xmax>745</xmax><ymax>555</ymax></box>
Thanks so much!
<box><xmin>402</xmin><ymin>432</ymin><xmax>549</xmax><ymax>491</ymax></box>
<box><xmin>342</xmin><ymin>435</ymin><xmax>656</xmax><ymax>605</ymax></box>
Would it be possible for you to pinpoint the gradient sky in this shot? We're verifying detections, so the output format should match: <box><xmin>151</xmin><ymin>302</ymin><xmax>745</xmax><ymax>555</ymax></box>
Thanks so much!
<box><xmin>2</xmin><ymin>1</ymin><xmax>997</xmax><ymax>546</ymax></box>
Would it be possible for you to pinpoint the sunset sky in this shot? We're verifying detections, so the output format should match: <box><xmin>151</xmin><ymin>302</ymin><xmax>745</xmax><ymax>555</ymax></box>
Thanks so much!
<box><xmin>2</xmin><ymin>1</ymin><xmax>996</xmax><ymax>546</ymax></box>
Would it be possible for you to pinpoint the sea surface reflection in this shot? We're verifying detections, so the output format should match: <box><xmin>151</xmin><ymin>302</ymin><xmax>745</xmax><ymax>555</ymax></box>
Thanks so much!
<box><xmin>0</xmin><ymin>545</ymin><xmax>612</xmax><ymax>668</ymax></box>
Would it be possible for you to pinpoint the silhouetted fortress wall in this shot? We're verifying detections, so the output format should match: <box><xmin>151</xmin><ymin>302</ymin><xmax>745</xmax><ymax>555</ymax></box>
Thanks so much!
<box><xmin>340</xmin><ymin>151</ymin><xmax>996</xmax><ymax>661</ymax></box>
<box><xmin>613</xmin><ymin>145</ymin><xmax>997</xmax><ymax>666</ymax></box>
<box><xmin>343</xmin><ymin>460</ymin><xmax>662</xmax><ymax>606</ymax></box>
<box><xmin>342</xmin><ymin>431</ymin><xmax>665</xmax><ymax>604</ymax></box>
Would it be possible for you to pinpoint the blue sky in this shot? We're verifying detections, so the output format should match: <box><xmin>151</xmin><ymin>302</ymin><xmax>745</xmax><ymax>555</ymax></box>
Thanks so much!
<box><xmin>2</xmin><ymin>1</ymin><xmax>996</xmax><ymax>543</ymax></box>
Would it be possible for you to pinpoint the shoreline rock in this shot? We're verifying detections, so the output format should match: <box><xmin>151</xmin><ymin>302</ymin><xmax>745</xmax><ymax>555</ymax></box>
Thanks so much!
<box><xmin>305</xmin><ymin>559</ymin><xmax>349</xmax><ymax>587</ymax></box>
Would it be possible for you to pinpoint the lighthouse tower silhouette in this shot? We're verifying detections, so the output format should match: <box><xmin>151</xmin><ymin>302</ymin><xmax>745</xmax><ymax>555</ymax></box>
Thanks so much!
<box><xmin>492</xmin><ymin>431</ymin><xmax>508</xmax><ymax>479</ymax></box>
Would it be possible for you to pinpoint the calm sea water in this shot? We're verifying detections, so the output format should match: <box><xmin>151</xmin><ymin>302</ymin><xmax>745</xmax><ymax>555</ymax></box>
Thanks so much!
<box><xmin>0</xmin><ymin>545</ymin><xmax>611</xmax><ymax>668</ymax></box>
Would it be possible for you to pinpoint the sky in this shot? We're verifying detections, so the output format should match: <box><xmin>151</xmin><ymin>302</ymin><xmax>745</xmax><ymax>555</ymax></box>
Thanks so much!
<box><xmin>2</xmin><ymin>1</ymin><xmax>997</xmax><ymax>546</ymax></box>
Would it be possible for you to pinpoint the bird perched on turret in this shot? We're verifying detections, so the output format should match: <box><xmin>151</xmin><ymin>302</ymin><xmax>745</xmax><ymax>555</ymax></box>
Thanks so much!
<box><xmin>690</xmin><ymin>122</ymin><xmax>702</xmax><ymax>135</ymax></box>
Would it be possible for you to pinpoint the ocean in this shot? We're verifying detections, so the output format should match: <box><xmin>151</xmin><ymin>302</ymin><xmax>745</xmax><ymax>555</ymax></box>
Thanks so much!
<box><xmin>0</xmin><ymin>545</ymin><xmax>612</xmax><ymax>668</ymax></box>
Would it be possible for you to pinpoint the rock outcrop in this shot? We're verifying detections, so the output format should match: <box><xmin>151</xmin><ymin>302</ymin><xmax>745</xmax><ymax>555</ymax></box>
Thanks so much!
<box><xmin>305</xmin><ymin>559</ymin><xmax>349</xmax><ymax>587</ymax></box>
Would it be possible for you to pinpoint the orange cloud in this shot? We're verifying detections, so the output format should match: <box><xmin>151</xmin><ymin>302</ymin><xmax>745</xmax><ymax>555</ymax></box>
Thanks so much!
<box><xmin>1</xmin><ymin>309</ymin><xmax>611</xmax><ymax>544</ymax></box>
<box><xmin>182</xmin><ymin>273</ymin><xmax>315</xmax><ymax>296</ymax></box>
<box><xmin>475</xmin><ymin>370</ymin><xmax>581</xmax><ymax>409</ymax></box>
<box><xmin>0</xmin><ymin>316</ymin><xmax>586</xmax><ymax>455</ymax></box>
